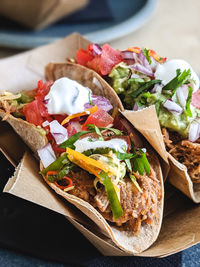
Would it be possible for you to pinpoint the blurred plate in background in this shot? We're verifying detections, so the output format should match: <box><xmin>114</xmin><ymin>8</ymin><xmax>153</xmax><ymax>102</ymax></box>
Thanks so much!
<box><xmin>0</xmin><ymin>0</ymin><xmax>156</xmax><ymax>48</ymax></box>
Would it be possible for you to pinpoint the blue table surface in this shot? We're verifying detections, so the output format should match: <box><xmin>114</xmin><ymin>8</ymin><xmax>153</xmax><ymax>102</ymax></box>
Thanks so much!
<box><xmin>0</xmin><ymin>244</ymin><xmax>200</xmax><ymax>267</ymax></box>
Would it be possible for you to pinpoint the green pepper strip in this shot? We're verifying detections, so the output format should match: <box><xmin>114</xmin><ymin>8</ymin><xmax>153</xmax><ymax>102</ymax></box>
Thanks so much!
<box><xmin>41</xmin><ymin>153</ymin><xmax>69</xmax><ymax>175</ymax></box>
<box><xmin>99</xmin><ymin>171</ymin><xmax>123</xmax><ymax>220</ymax></box>
<box><xmin>59</xmin><ymin>131</ymin><xmax>91</xmax><ymax>148</ymax></box>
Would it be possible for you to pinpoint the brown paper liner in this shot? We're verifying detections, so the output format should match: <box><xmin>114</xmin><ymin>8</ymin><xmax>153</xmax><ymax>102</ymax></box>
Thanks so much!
<box><xmin>0</xmin><ymin>0</ymin><xmax>88</xmax><ymax>30</ymax></box>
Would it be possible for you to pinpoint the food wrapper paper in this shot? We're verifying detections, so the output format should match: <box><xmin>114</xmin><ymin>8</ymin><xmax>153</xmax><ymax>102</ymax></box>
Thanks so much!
<box><xmin>0</xmin><ymin>0</ymin><xmax>88</xmax><ymax>30</ymax></box>
<box><xmin>0</xmin><ymin>33</ymin><xmax>199</xmax><ymax>256</ymax></box>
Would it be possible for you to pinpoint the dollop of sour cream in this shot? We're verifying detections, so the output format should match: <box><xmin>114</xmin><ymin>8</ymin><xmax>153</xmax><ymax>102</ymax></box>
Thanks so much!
<box><xmin>44</xmin><ymin>77</ymin><xmax>90</xmax><ymax>115</ymax></box>
<box><xmin>154</xmin><ymin>59</ymin><xmax>199</xmax><ymax>92</ymax></box>
<box><xmin>74</xmin><ymin>137</ymin><xmax>128</xmax><ymax>154</ymax></box>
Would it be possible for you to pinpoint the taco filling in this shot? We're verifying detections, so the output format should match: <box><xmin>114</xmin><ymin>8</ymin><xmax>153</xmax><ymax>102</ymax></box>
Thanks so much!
<box><xmin>75</xmin><ymin>43</ymin><xmax>200</xmax><ymax>183</ymax></box>
<box><xmin>41</xmin><ymin>114</ymin><xmax>161</xmax><ymax>234</ymax></box>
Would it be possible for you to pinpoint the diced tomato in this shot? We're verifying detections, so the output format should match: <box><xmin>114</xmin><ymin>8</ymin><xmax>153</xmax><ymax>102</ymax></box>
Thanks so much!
<box><xmin>52</xmin><ymin>142</ymin><xmax>66</xmax><ymax>155</ymax></box>
<box><xmin>100</xmin><ymin>44</ymin><xmax>122</xmax><ymax>75</ymax></box>
<box><xmin>88</xmin><ymin>44</ymin><xmax>94</xmax><ymax>54</ymax></box>
<box><xmin>76</xmin><ymin>49</ymin><xmax>94</xmax><ymax>67</ymax></box>
<box><xmin>36</xmin><ymin>80</ymin><xmax>53</xmax><ymax>99</ymax></box>
<box><xmin>87</xmin><ymin>55</ymin><xmax>101</xmax><ymax>75</ymax></box>
<box><xmin>76</xmin><ymin>44</ymin><xmax>122</xmax><ymax>76</ymax></box>
<box><xmin>82</xmin><ymin>109</ymin><xmax>114</xmax><ymax>130</ymax></box>
<box><xmin>67</xmin><ymin>121</ymin><xmax>82</xmax><ymax>137</ymax></box>
<box><xmin>46</xmin><ymin>132</ymin><xmax>66</xmax><ymax>155</ymax></box>
<box><xmin>53</xmin><ymin>114</ymin><xmax>68</xmax><ymax>124</ymax></box>
<box><xmin>192</xmin><ymin>90</ymin><xmax>200</xmax><ymax>109</ymax></box>
<box><xmin>23</xmin><ymin>100</ymin><xmax>44</xmax><ymax>126</ymax></box>
<box><xmin>46</xmin><ymin>132</ymin><xmax>53</xmax><ymax>141</ymax></box>
<box><xmin>23</xmin><ymin>97</ymin><xmax>51</xmax><ymax>126</ymax></box>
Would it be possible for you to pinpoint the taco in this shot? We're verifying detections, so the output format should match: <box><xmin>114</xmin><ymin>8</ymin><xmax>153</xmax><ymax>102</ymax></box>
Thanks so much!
<box><xmin>0</xmin><ymin>65</ymin><xmax>122</xmax><ymax>154</ymax></box>
<box><xmin>39</xmin><ymin>110</ymin><xmax>164</xmax><ymax>253</ymax></box>
<box><xmin>73</xmin><ymin>43</ymin><xmax>200</xmax><ymax>202</ymax></box>
<box><xmin>0</xmin><ymin>67</ymin><xmax>164</xmax><ymax>253</ymax></box>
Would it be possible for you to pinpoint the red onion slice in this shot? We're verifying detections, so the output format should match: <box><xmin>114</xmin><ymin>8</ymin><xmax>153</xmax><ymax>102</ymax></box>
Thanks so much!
<box><xmin>43</xmin><ymin>99</ymin><xmax>49</xmax><ymax>105</ymax></box>
<box><xmin>151</xmin><ymin>84</ymin><xmax>163</xmax><ymax>94</ymax></box>
<box><xmin>163</xmin><ymin>100</ymin><xmax>183</xmax><ymax>115</ymax></box>
<box><xmin>176</xmin><ymin>86</ymin><xmax>188</xmax><ymax>108</ymax></box>
<box><xmin>121</xmin><ymin>51</ymin><xmax>135</xmax><ymax>60</ymax></box>
<box><xmin>181</xmin><ymin>84</ymin><xmax>189</xmax><ymax>99</ymax></box>
<box><xmin>133</xmin><ymin>102</ymin><xmax>139</xmax><ymax>111</ymax></box>
<box><xmin>150</xmin><ymin>57</ymin><xmax>159</xmax><ymax>72</ymax></box>
<box><xmin>42</xmin><ymin>120</ymin><xmax>49</xmax><ymax>127</ymax></box>
<box><xmin>189</xmin><ymin>121</ymin><xmax>200</xmax><ymax>142</ymax></box>
<box><xmin>130</xmin><ymin>63</ymin><xmax>154</xmax><ymax>77</ymax></box>
<box><xmin>84</xmin><ymin>94</ymin><xmax>113</xmax><ymax>112</ymax></box>
<box><xmin>49</xmin><ymin>120</ymin><xmax>68</xmax><ymax>145</ymax></box>
<box><xmin>138</xmin><ymin>50</ymin><xmax>152</xmax><ymax>71</ymax></box>
<box><xmin>92</xmin><ymin>44</ymin><xmax>102</xmax><ymax>56</ymax></box>
<box><xmin>38</xmin><ymin>143</ymin><xmax>56</xmax><ymax>168</ymax></box>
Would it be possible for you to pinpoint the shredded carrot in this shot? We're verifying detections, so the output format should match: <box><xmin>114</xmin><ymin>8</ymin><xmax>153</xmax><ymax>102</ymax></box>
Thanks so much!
<box><xmin>148</xmin><ymin>49</ymin><xmax>167</xmax><ymax>63</ymax></box>
<box><xmin>46</xmin><ymin>171</ymin><xmax>58</xmax><ymax>177</ymax></box>
<box><xmin>66</xmin><ymin>147</ymin><xmax>115</xmax><ymax>178</ymax></box>
<box><xmin>127</xmin><ymin>47</ymin><xmax>141</xmax><ymax>53</ymax></box>
<box><xmin>61</xmin><ymin>105</ymin><xmax>98</xmax><ymax>125</ymax></box>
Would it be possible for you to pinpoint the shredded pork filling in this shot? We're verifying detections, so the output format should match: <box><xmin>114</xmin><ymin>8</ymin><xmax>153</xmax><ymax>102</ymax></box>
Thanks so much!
<box><xmin>68</xmin><ymin>165</ymin><xmax>161</xmax><ymax>235</ymax></box>
<box><xmin>162</xmin><ymin>128</ymin><xmax>200</xmax><ymax>183</ymax></box>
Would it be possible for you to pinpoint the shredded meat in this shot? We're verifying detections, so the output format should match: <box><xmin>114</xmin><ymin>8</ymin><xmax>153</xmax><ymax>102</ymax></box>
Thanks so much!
<box><xmin>162</xmin><ymin>128</ymin><xmax>200</xmax><ymax>183</ymax></box>
<box><xmin>69</xmin><ymin>166</ymin><xmax>161</xmax><ymax>235</ymax></box>
<box><xmin>69</xmin><ymin>171</ymin><xmax>95</xmax><ymax>203</ymax></box>
<box><xmin>94</xmin><ymin>189</ymin><xmax>110</xmax><ymax>213</ymax></box>
<box><xmin>100</xmin><ymin>167</ymin><xmax>161</xmax><ymax>234</ymax></box>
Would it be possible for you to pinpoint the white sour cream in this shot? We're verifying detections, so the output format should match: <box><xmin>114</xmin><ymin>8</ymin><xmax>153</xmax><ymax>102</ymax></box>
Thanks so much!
<box><xmin>154</xmin><ymin>59</ymin><xmax>199</xmax><ymax>91</ymax></box>
<box><xmin>74</xmin><ymin>137</ymin><xmax>128</xmax><ymax>153</ymax></box>
<box><xmin>44</xmin><ymin>77</ymin><xmax>90</xmax><ymax>115</ymax></box>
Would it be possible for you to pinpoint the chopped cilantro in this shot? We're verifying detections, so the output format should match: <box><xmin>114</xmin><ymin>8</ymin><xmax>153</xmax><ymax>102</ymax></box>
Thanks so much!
<box><xmin>94</xmin><ymin>125</ymin><xmax>104</xmax><ymax>141</ymax></box>
<box><xmin>185</xmin><ymin>86</ymin><xmax>193</xmax><ymax>117</ymax></box>
<box><xmin>88</xmin><ymin>91</ymin><xmax>94</xmax><ymax>106</ymax></box>
<box><xmin>162</xmin><ymin>69</ymin><xmax>191</xmax><ymax>96</ymax></box>
<box><xmin>142</xmin><ymin>48</ymin><xmax>151</xmax><ymax>64</ymax></box>
<box><xmin>86</xmin><ymin>124</ymin><xmax>123</xmax><ymax>136</ymax></box>
<box><xmin>117</xmin><ymin>149</ymin><xmax>150</xmax><ymax>176</ymax></box>
<box><xmin>129</xmin><ymin>79</ymin><xmax>161</xmax><ymax>98</ymax></box>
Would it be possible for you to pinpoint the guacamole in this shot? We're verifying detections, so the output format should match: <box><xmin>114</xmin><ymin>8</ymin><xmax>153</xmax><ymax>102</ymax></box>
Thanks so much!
<box><xmin>108</xmin><ymin>59</ymin><xmax>200</xmax><ymax>139</ymax></box>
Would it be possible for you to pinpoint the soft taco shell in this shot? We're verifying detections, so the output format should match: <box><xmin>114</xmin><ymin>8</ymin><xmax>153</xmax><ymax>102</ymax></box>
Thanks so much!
<box><xmin>45</xmin><ymin>62</ymin><xmax>124</xmax><ymax>111</ymax></box>
<box><xmin>167</xmin><ymin>154</ymin><xmax>200</xmax><ymax>203</ymax></box>
<box><xmin>0</xmin><ymin>111</ymin><xmax>47</xmax><ymax>154</ymax></box>
<box><xmin>41</xmin><ymin>145</ymin><xmax>164</xmax><ymax>254</ymax></box>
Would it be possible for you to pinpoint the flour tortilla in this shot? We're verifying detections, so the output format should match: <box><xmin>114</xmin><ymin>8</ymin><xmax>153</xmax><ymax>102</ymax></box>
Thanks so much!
<box><xmin>41</xmin><ymin>145</ymin><xmax>163</xmax><ymax>254</ymax></box>
<box><xmin>167</xmin><ymin>153</ymin><xmax>200</xmax><ymax>203</ymax></box>
<box><xmin>45</xmin><ymin>62</ymin><xmax>124</xmax><ymax>111</ymax></box>
<box><xmin>0</xmin><ymin>111</ymin><xmax>47</xmax><ymax>154</ymax></box>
